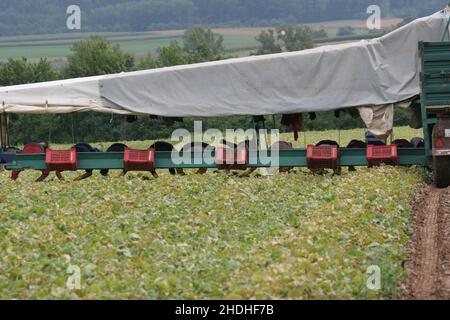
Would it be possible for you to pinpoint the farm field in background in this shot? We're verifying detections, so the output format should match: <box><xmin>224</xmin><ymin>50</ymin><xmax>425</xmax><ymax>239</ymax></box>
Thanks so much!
<box><xmin>0</xmin><ymin>127</ymin><xmax>427</xmax><ymax>299</ymax></box>
<box><xmin>0</xmin><ymin>18</ymin><xmax>401</xmax><ymax>62</ymax></box>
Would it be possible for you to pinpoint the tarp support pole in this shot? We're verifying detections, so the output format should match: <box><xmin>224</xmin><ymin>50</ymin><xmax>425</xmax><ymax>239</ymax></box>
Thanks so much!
<box><xmin>0</xmin><ymin>113</ymin><xmax>9</xmax><ymax>150</ymax></box>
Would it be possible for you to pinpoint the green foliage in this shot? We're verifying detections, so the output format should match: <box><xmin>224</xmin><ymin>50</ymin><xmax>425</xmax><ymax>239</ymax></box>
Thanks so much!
<box><xmin>0</xmin><ymin>57</ymin><xmax>57</xmax><ymax>86</ymax></box>
<box><xmin>255</xmin><ymin>29</ymin><xmax>282</xmax><ymax>55</ymax></box>
<box><xmin>136</xmin><ymin>53</ymin><xmax>157</xmax><ymax>70</ymax></box>
<box><xmin>0</xmin><ymin>164</ymin><xmax>425</xmax><ymax>299</ymax></box>
<box><xmin>8</xmin><ymin>114</ymin><xmax>65</xmax><ymax>145</ymax></box>
<box><xmin>277</xmin><ymin>25</ymin><xmax>314</xmax><ymax>52</ymax></box>
<box><xmin>182</xmin><ymin>27</ymin><xmax>225</xmax><ymax>63</ymax></box>
<box><xmin>255</xmin><ymin>25</ymin><xmax>314</xmax><ymax>55</ymax></box>
<box><xmin>313</xmin><ymin>29</ymin><xmax>329</xmax><ymax>39</ymax></box>
<box><xmin>157</xmin><ymin>41</ymin><xmax>187</xmax><ymax>67</ymax></box>
<box><xmin>337</xmin><ymin>26</ymin><xmax>356</xmax><ymax>37</ymax></box>
<box><xmin>62</xmin><ymin>36</ymin><xmax>135</xmax><ymax>78</ymax></box>
<box><xmin>136</xmin><ymin>29</ymin><xmax>222</xmax><ymax>70</ymax></box>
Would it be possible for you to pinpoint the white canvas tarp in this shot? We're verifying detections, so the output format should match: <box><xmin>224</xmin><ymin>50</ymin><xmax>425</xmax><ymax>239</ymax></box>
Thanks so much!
<box><xmin>1</xmin><ymin>8</ymin><xmax>450</xmax><ymax>134</ymax></box>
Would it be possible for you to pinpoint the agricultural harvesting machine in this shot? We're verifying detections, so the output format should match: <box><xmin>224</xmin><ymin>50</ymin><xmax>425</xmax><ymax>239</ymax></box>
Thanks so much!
<box><xmin>1</xmin><ymin>8</ymin><xmax>450</xmax><ymax>187</ymax></box>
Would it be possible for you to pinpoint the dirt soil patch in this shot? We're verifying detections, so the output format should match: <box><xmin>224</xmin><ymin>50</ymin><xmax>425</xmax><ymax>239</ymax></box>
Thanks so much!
<box><xmin>402</xmin><ymin>186</ymin><xmax>450</xmax><ymax>299</ymax></box>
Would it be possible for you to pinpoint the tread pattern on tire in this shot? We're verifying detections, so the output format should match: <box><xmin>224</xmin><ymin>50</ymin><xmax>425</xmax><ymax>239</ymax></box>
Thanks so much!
<box><xmin>434</xmin><ymin>157</ymin><xmax>450</xmax><ymax>188</ymax></box>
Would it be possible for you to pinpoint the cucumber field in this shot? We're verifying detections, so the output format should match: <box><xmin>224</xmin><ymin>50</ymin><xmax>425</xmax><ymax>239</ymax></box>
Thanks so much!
<box><xmin>0</xmin><ymin>128</ymin><xmax>428</xmax><ymax>299</ymax></box>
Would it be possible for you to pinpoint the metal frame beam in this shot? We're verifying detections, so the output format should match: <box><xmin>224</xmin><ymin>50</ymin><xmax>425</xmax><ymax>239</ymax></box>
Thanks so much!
<box><xmin>4</xmin><ymin>148</ymin><xmax>427</xmax><ymax>171</ymax></box>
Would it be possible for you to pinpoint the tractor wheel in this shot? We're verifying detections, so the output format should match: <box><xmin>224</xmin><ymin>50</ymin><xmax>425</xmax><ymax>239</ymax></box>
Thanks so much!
<box><xmin>433</xmin><ymin>156</ymin><xmax>450</xmax><ymax>188</ymax></box>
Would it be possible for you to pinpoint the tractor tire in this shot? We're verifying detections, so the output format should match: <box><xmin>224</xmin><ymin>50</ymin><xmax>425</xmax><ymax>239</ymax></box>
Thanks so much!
<box><xmin>433</xmin><ymin>156</ymin><xmax>450</xmax><ymax>188</ymax></box>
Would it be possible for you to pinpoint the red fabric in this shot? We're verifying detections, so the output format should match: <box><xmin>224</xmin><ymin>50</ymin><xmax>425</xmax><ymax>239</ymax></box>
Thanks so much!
<box><xmin>281</xmin><ymin>114</ymin><xmax>303</xmax><ymax>141</ymax></box>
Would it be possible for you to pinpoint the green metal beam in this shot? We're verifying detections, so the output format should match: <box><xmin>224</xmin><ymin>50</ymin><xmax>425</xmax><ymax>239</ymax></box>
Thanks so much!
<box><xmin>5</xmin><ymin>148</ymin><xmax>428</xmax><ymax>171</ymax></box>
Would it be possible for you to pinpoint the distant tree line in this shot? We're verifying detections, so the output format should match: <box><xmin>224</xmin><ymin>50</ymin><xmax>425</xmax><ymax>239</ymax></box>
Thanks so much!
<box><xmin>0</xmin><ymin>0</ymin><xmax>448</xmax><ymax>36</ymax></box>
<box><xmin>1</xmin><ymin>25</ymin><xmax>411</xmax><ymax>145</ymax></box>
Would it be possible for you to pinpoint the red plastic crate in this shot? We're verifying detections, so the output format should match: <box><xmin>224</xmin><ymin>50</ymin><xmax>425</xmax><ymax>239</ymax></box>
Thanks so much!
<box><xmin>367</xmin><ymin>145</ymin><xmax>398</xmax><ymax>167</ymax></box>
<box><xmin>306</xmin><ymin>145</ymin><xmax>339</xmax><ymax>169</ymax></box>
<box><xmin>123</xmin><ymin>148</ymin><xmax>155</xmax><ymax>172</ymax></box>
<box><xmin>45</xmin><ymin>148</ymin><xmax>78</xmax><ymax>172</ymax></box>
<box><xmin>215</xmin><ymin>147</ymin><xmax>248</xmax><ymax>169</ymax></box>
